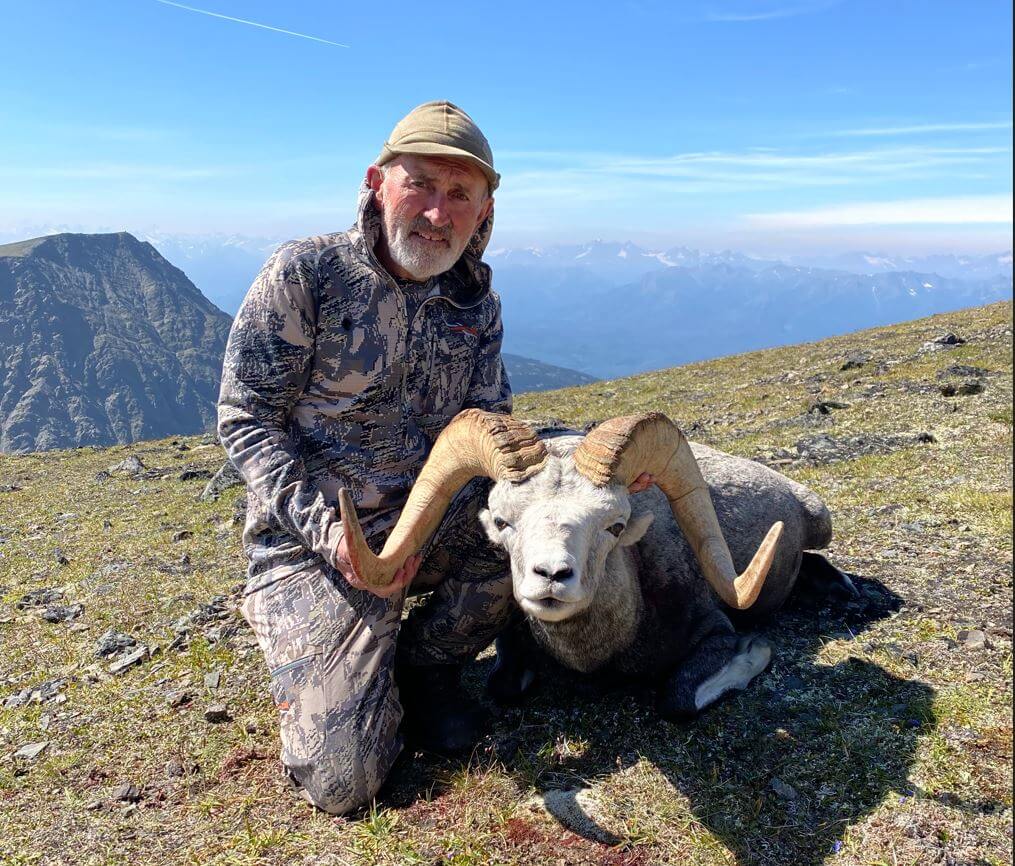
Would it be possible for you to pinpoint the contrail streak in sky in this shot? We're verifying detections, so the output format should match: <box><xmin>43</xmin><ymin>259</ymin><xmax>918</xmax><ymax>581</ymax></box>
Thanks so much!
<box><xmin>152</xmin><ymin>0</ymin><xmax>349</xmax><ymax>48</ymax></box>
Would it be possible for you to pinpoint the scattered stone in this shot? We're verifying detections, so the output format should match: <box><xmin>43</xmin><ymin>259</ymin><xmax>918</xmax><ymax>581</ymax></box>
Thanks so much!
<box><xmin>808</xmin><ymin>400</ymin><xmax>850</xmax><ymax>415</ymax></box>
<box><xmin>108</xmin><ymin>645</ymin><xmax>148</xmax><ymax>675</ymax></box>
<box><xmin>937</xmin><ymin>364</ymin><xmax>988</xmax><ymax>379</ymax></box>
<box><xmin>53</xmin><ymin>547</ymin><xmax>71</xmax><ymax>566</ymax></box>
<box><xmin>204</xmin><ymin>703</ymin><xmax>231</xmax><ymax>723</ymax></box>
<box><xmin>112</xmin><ymin>782</ymin><xmax>142</xmax><ymax>803</ymax></box>
<box><xmin>3</xmin><ymin>677</ymin><xmax>68</xmax><ymax>709</ymax></box>
<box><xmin>166</xmin><ymin>690</ymin><xmax>193</xmax><ymax>708</ymax></box>
<box><xmin>204</xmin><ymin>671</ymin><xmax>222</xmax><ymax>690</ymax></box>
<box><xmin>200</xmin><ymin>461</ymin><xmax>244</xmax><ymax>501</ymax></box>
<box><xmin>763</xmin><ymin>430</ymin><xmax>937</xmax><ymax>467</ymax></box>
<box><xmin>69</xmin><ymin>623</ymin><xmax>90</xmax><ymax>633</ymax></box>
<box><xmin>769</xmin><ymin>777</ymin><xmax>798</xmax><ymax>800</ymax></box>
<box><xmin>244</xmin><ymin>720</ymin><xmax>259</xmax><ymax>735</ymax></box>
<box><xmin>95</xmin><ymin>629</ymin><xmax>137</xmax><ymax>658</ymax></box>
<box><xmin>165</xmin><ymin>759</ymin><xmax>185</xmax><ymax>777</ymax></box>
<box><xmin>0</xmin><ymin>483</ymin><xmax>23</xmax><ymax>493</ymax></box>
<box><xmin>41</xmin><ymin>603</ymin><xmax>83</xmax><ymax>623</ymax></box>
<box><xmin>932</xmin><ymin>332</ymin><xmax>966</xmax><ymax>346</ymax></box>
<box><xmin>85</xmin><ymin>800</ymin><xmax>103</xmax><ymax>811</ymax></box>
<box><xmin>204</xmin><ymin>623</ymin><xmax>238</xmax><ymax>644</ymax></box>
<box><xmin>14</xmin><ymin>741</ymin><xmax>49</xmax><ymax>761</ymax></box>
<box><xmin>171</xmin><ymin>530</ymin><xmax>193</xmax><ymax>542</ymax></box>
<box><xmin>174</xmin><ymin>596</ymin><xmax>231</xmax><ymax>633</ymax></box>
<box><xmin>108</xmin><ymin>455</ymin><xmax>145</xmax><ymax>476</ymax></box>
<box><xmin>15</xmin><ymin>588</ymin><xmax>64</xmax><ymax>610</ymax></box>
<box><xmin>957</xmin><ymin>629</ymin><xmax>987</xmax><ymax>650</ymax></box>
<box><xmin>179</xmin><ymin>468</ymin><xmax>213</xmax><ymax>482</ymax></box>
<box><xmin>839</xmin><ymin>352</ymin><xmax>870</xmax><ymax>371</ymax></box>
<box><xmin>232</xmin><ymin>495</ymin><xmax>248</xmax><ymax>525</ymax></box>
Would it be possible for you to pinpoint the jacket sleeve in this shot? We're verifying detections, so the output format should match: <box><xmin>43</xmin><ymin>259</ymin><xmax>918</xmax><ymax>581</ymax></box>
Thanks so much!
<box><xmin>216</xmin><ymin>241</ymin><xmax>343</xmax><ymax>563</ymax></box>
<box><xmin>463</xmin><ymin>293</ymin><xmax>512</xmax><ymax>414</ymax></box>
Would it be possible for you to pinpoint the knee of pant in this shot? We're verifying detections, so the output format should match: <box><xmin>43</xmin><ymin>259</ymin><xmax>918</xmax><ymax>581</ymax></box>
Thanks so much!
<box><xmin>288</xmin><ymin>737</ymin><xmax>401</xmax><ymax>816</ymax></box>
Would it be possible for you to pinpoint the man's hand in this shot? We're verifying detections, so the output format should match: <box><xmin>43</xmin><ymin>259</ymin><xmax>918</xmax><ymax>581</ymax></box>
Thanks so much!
<box><xmin>627</xmin><ymin>472</ymin><xmax>655</xmax><ymax>495</ymax></box>
<box><xmin>333</xmin><ymin>537</ymin><xmax>421</xmax><ymax>598</ymax></box>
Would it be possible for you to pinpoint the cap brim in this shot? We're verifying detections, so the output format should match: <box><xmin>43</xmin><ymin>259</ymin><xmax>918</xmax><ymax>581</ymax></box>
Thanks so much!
<box><xmin>376</xmin><ymin>142</ymin><xmax>499</xmax><ymax>191</ymax></box>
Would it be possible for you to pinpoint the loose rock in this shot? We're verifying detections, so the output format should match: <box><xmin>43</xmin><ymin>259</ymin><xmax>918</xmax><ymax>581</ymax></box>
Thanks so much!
<box><xmin>957</xmin><ymin>629</ymin><xmax>987</xmax><ymax>650</ymax></box>
<box><xmin>108</xmin><ymin>455</ymin><xmax>145</xmax><ymax>476</ymax></box>
<box><xmin>112</xmin><ymin>782</ymin><xmax>142</xmax><ymax>803</ymax></box>
<box><xmin>41</xmin><ymin>603</ymin><xmax>83</xmax><ymax>623</ymax></box>
<box><xmin>14</xmin><ymin>741</ymin><xmax>49</xmax><ymax>761</ymax></box>
<box><xmin>204</xmin><ymin>703</ymin><xmax>231</xmax><ymax>723</ymax></box>
<box><xmin>769</xmin><ymin>777</ymin><xmax>798</xmax><ymax>800</ymax></box>
<box><xmin>95</xmin><ymin>629</ymin><xmax>137</xmax><ymax>658</ymax></box>
<box><xmin>109</xmin><ymin>646</ymin><xmax>148</xmax><ymax>675</ymax></box>
<box><xmin>200</xmin><ymin>461</ymin><xmax>244</xmax><ymax>502</ymax></box>
<box><xmin>15</xmin><ymin>588</ymin><xmax>64</xmax><ymax>610</ymax></box>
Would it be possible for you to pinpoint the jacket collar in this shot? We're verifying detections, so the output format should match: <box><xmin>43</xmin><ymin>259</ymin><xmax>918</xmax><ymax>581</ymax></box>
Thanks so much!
<box><xmin>350</xmin><ymin>180</ymin><xmax>494</xmax><ymax>307</ymax></box>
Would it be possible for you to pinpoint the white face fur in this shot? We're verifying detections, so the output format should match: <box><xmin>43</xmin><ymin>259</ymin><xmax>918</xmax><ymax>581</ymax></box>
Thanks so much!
<box><xmin>479</xmin><ymin>438</ymin><xmax>654</xmax><ymax>623</ymax></box>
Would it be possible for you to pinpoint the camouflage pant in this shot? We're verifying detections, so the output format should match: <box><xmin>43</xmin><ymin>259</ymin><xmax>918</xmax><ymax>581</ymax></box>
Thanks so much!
<box><xmin>240</xmin><ymin>479</ymin><xmax>511</xmax><ymax>815</ymax></box>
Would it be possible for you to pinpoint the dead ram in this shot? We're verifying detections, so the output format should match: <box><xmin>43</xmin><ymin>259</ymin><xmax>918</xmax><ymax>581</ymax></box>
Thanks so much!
<box><xmin>338</xmin><ymin>410</ymin><xmax>855</xmax><ymax>719</ymax></box>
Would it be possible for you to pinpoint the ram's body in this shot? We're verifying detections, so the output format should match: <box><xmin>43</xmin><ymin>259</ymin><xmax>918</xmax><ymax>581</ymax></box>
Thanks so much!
<box><xmin>482</xmin><ymin>433</ymin><xmax>845</xmax><ymax>717</ymax></box>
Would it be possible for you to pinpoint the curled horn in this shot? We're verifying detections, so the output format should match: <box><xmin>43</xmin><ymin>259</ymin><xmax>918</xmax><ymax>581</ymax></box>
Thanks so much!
<box><xmin>338</xmin><ymin>409</ymin><xmax>547</xmax><ymax>587</ymax></box>
<box><xmin>573</xmin><ymin>413</ymin><xmax>782</xmax><ymax>609</ymax></box>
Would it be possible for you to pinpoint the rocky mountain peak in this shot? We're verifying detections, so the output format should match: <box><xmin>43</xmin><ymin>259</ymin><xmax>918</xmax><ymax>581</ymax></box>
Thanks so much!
<box><xmin>0</xmin><ymin>231</ymin><xmax>232</xmax><ymax>453</ymax></box>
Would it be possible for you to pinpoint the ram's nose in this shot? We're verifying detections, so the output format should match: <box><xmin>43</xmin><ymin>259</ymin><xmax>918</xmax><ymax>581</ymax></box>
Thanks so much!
<box><xmin>531</xmin><ymin>563</ymin><xmax>574</xmax><ymax>582</ymax></box>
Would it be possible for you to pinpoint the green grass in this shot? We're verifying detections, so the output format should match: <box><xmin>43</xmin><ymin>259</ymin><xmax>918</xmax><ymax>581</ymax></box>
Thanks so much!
<box><xmin>1</xmin><ymin>301</ymin><xmax>1011</xmax><ymax>866</ymax></box>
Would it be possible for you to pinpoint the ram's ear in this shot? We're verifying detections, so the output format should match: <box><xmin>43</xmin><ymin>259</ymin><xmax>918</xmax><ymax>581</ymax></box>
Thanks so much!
<box><xmin>478</xmin><ymin>509</ymin><xmax>504</xmax><ymax>547</ymax></box>
<box><xmin>618</xmin><ymin>511</ymin><xmax>654</xmax><ymax>546</ymax></box>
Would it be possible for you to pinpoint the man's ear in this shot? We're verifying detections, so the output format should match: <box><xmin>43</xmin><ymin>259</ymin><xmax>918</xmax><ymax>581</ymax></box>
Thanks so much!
<box><xmin>476</xmin><ymin>196</ymin><xmax>494</xmax><ymax>230</ymax></box>
<box><xmin>618</xmin><ymin>511</ymin><xmax>654</xmax><ymax>546</ymax></box>
<box><xmin>366</xmin><ymin>165</ymin><xmax>384</xmax><ymax>196</ymax></box>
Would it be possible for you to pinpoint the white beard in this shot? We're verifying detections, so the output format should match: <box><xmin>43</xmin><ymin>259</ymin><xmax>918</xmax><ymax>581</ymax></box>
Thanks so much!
<box><xmin>382</xmin><ymin>214</ymin><xmax>468</xmax><ymax>281</ymax></box>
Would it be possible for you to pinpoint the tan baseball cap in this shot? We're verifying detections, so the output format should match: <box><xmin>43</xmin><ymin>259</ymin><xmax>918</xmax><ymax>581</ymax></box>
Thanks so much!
<box><xmin>375</xmin><ymin>100</ymin><xmax>500</xmax><ymax>192</ymax></box>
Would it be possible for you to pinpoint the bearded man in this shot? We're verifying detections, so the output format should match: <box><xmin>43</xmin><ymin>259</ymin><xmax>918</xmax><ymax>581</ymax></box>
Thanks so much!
<box><xmin>217</xmin><ymin>102</ymin><xmax>513</xmax><ymax>814</ymax></box>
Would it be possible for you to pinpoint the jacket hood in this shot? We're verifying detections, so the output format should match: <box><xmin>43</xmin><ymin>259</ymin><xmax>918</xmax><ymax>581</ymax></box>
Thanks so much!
<box><xmin>353</xmin><ymin>180</ymin><xmax>494</xmax><ymax>305</ymax></box>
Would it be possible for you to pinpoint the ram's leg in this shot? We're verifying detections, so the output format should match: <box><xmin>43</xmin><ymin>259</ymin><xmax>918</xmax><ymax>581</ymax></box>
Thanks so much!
<box><xmin>797</xmin><ymin>551</ymin><xmax>859</xmax><ymax>600</ymax></box>
<box><xmin>487</xmin><ymin>616</ymin><xmax>539</xmax><ymax>706</ymax></box>
<box><xmin>658</xmin><ymin>633</ymin><xmax>771</xmax><ymax>720</ymax></box>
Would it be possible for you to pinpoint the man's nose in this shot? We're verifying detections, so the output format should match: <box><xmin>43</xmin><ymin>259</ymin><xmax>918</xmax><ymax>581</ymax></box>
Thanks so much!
<box><xmin>422</xmin><ymin>193</ymin><xmax>452</xmax><ymax>227</ymax></box>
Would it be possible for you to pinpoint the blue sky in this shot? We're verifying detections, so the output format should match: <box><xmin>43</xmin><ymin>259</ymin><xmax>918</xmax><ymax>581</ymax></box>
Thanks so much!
<box><xmin>0</xmin><ymin>0</ymin><xmax>1011</xmax><ymax>254</ymax></box>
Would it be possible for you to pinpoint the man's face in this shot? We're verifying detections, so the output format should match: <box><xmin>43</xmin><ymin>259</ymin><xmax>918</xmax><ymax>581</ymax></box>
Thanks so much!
<box><xmin>367</xmin><ymin>153</ymin><xmax>493</xmax><ymax>281</ymax></box>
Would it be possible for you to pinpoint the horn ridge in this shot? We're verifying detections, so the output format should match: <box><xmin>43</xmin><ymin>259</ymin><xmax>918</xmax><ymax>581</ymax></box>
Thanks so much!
<box><xmin>338</xmin><ymin>410</ymin><xmax>547</xmax><ymax>587</ymax></box>
<box><xmin>574</xmin><ymin>412</ymin><xmax>781</xmax><ymax>610</ymax></box>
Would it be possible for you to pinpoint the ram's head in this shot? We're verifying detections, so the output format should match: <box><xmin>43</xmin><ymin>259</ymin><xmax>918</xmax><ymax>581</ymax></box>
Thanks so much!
<box><xmin>338</xmin><ymin>410</ymin><xmax>782</xmax><ymax>614</ymax></box>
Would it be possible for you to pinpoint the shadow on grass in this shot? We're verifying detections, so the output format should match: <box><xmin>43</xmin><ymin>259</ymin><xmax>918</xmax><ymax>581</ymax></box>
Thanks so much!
<box><xmin>383</xmin><ymin>573</ymin><xmax>937</xmax><ymax>866</ymax></box>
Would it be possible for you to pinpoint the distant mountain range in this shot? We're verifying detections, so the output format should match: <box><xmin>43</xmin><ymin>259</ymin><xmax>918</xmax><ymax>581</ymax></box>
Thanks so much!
<box><xmin>1</xmin><ymin>228</ymin><xmax>1010</xmax><ymax>450</ymax></box>
<box><xmin>128</xmin><ymin>235</ymin><xmax>1011</xmax><ymax>378</ymax></box>
<box><xmin>0</xmin><ymin>233</ymin><xmax>595</xmax><ymax>453</ymax></box>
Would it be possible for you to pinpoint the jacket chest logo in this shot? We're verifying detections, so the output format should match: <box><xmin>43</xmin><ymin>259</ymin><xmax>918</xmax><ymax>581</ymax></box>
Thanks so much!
<box><xmin>448</xmin><ymin>323</ymin><xmax>479</xmax><ymax>338</ymax></box>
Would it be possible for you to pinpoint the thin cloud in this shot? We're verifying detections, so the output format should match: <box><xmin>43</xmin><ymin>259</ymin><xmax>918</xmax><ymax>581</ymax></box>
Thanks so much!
<box><xmin>831</xmin><ymin>121</ymin><xmax>1013</xmax><ymax>137</ymax></box>
<box><xmin>498</xmin><ymin>144</ymin><xmax>1007</xmax><ymax>194</ymax></box>
<box><xmin>705</xmin><ymin>0</ymin><xmax>839</xmax><ymax>22</ymax></box>
<box><xmin>152</xmin><ymin>0</ymin><xmax>349</xmax><ymax>47</ymax></box>
<box><xmin>744</xmin><ymin>195</ymin><xmax>1013</xmax><ymax>227</ymax></box>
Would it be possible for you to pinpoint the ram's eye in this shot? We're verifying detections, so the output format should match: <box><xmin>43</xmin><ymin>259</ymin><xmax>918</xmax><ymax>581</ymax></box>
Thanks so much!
<box><xmin>493</xmin><ymin>516</ymin><xmax>510</xmax><ymax>530</ymax></box>
<box><xmin>607</xmin><ymin>522</ymin><xmax>625</xmax><ymax>537</ymax></box>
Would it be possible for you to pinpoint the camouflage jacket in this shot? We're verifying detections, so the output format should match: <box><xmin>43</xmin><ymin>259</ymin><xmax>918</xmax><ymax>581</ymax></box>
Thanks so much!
<box><xmin>218</xmin><ymin>184</ymin><xmax>511</xmax><ymax>591</ymax></box>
